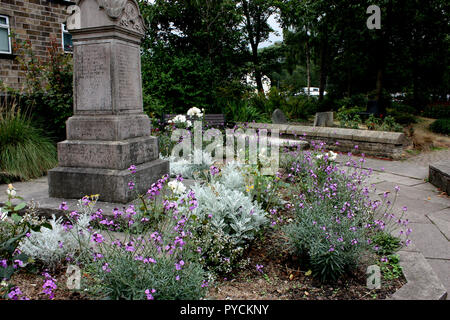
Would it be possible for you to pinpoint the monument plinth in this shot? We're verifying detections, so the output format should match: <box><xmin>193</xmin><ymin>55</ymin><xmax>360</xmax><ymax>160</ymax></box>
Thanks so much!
<box><xmin>48</xmin><ymin>0</ymin><xmax>169</xmax><ymax>203</ymax></box>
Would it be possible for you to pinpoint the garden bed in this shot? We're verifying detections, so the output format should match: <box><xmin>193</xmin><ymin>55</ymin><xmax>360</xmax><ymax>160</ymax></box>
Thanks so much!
<box><xmin>1</xmin><ymin>124</ymin><xmax>414</xmax><ymax>301</ymax></box>
<box><xmin>208</xmin><ymin>228</ymin><xmax>405</xmax><ymax>300</ymax></box>
<box><xmin>3</xmin><ymin>225</ymin><xmax>405</xmax><ymax>301</ymax></box>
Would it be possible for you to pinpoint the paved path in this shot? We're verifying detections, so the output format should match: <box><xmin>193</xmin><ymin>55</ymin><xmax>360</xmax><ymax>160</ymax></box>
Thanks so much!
<box><xmin>340</xmin><ymin>150</ymin><xmax>450</xmax><ymax>298</ymax></box>
<box><xmin>0</xmin><ymin>150</ymin><xmax>449</xmax><ymax>299</ymax></box>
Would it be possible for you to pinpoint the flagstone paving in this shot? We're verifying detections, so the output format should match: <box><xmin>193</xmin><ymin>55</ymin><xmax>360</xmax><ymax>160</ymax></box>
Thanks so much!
<box><xmin>344</xmin><ymin>150</ymin><xmax>450</xmax><ymax>299</ymax></box>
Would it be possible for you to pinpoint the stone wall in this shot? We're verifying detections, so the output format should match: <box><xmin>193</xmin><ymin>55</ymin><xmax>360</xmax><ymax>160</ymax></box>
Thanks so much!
<box><xmin>245</xmin><ymin>123</ymin><xmax>410</xmax><ymax>159</ymax></box>
<box><xmin>0</xmin><ymin>0</ymin><xmax>72</xmax><ymax>90</ymax></box>
<box><xmin>429</xmin><ymin>161</ymin><xmax>450</xmax><ymax>195</ymax></box>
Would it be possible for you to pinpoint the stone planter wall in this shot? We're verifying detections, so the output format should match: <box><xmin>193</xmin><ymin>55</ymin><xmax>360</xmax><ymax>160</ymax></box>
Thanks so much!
<box><xmin>245</xmin><ymin>123</ymin><xmax>409</xmax><ymax>160</ymax></box>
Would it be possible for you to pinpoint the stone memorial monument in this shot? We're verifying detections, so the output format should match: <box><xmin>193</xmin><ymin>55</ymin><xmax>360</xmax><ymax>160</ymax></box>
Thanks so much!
<box><xmin>272</xmin><ymin>108</ymin><xmax>287</xmax><ymax>124</ymax></box>
<box><xmin>48</xmin><ymin>0</ymin><xmax>169</xmax><ymax>203</ymax></box>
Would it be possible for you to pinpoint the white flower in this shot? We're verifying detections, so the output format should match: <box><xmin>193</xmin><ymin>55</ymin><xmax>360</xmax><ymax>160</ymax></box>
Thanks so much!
<box><xmin>171</xmin><ymin>115</ymin><xmax>187</xmax><ymax>123</ymax></box>
<box><xmin>186</xmin><ymin>120</ymin><xmax>192</xmax><ymax>128</ymax></box>
<box><xmin>328</xmin><ymin>151</ymin><xmax>337</xmax><ymax>161</ymax></box>
<box><xmin>168</xmin><ymin>180</ymin><xmax>186</xmax><ymax>194</ymax></box>
<box><xmin>187</xmin><ymin>107</ymin><xmax>203</xmax><ymax>118</ymax></box>
<box><xmin>6</xmin><ymin>189</ymin><xmax>16</xmax><ymax>197</ymax></box>
<box><xmin>315</xmin><ymin>154</ymin><xmax>323</xmax><ymax>160</ymax></box>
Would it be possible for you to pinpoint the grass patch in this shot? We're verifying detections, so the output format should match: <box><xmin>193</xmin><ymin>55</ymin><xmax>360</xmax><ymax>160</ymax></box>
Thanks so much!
<box><xmin>0</xmin><ymin>97</ymin><xmax>57</xmax><ymax>183</ymax></box>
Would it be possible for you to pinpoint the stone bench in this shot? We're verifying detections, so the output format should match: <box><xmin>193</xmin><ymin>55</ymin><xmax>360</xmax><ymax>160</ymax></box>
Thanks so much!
<box><xmin>243</xmin><ymin>123</ymin><xmax>409</xmax><ymax>159</ymax></box>
<box><xmin>429</xmin><ymin>160</ymin><xmax>450</xmax><ymax>195</ymax></box>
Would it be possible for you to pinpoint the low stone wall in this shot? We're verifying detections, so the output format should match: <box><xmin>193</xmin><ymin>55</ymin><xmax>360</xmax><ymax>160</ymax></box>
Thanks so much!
<box><xmin>244</xmin><ymin>123</ymin><xmax>409</xmax><ymax>159</ymax></box>
<box><xmin>429</xmin><ymin>161</ymin><xmax>450</xmax><ymax>195</ymax></box>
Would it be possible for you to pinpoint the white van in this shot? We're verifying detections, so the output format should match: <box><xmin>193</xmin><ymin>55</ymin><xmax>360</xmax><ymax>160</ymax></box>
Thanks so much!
<box><xmin>295</xmin><ymin>87</ymin><xmax>327</xmax><ymax>97</ymax></box>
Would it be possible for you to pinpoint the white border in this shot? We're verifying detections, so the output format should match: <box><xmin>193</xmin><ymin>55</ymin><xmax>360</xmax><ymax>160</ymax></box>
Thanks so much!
<box><xmin>0</xmin><ymin>15</ymin><xmax>12</xmax><ymax>54</ymax></box>
<box><xmin>61</xmin><ymin>22</ymin><xmax>72</xmax><ymax>53</ymax></box>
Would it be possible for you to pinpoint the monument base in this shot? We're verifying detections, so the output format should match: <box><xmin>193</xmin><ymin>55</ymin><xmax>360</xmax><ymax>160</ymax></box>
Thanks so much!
<box><xmin>48</xmin><ymin>159</ymin><xmax>169</xmax><ymax>203</ymax></box>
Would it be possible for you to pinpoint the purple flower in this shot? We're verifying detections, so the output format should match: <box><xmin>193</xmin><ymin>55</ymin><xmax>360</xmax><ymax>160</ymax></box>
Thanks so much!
<box><xmin>59</xmin><ymin>202</ymin><xmax>68</xmax><ymax>211</ymax></box>
<box><xmin>102</xmin><ymin>263</ymin><xmax>111</xmax><ymax>273</ymax></box>
<box><xmin>145</xmin><ymin>288</ymin><xmax>156</xmax><ymax>300</ymax></box>
<box><xmin>210</xmin><ymin>165</ymin><xmax>220</xmax><ymax>176</ymax></box>
<box><xmin>91</xmin><ymin>233</ymin><xmax>104</xmax><ymax>243</ymax></box>
<box><xmin>42</xmin><ymin>272</ymin><xmax>57</xmax><ymax>300</ymax></box>
<box><xmin>143</xmin><ymin>257</ymin><xmax>156</xmax><ymax>264</ymax></box>
<box><xmin>8</xmin><ymin>287</ymin><xmax>23</xmax><ymax>300</ymax></box>
<box><xmin>256</xmin><ymin>264</ymin><xmax>264</xmax><ymax>273</ymax></box>
<box><xmin>175</xmin><ymin>260</ymin><xmax>185</xmax><ymax>271</ymax></box>
<box><xmin>93</xmin><ymin>252</ymin><xmax>103</xmax><ymax>261</ymax></box>
<box><xmin>129</xmin><ymin>165</ymin><xmax>137</xmax><ymax>174</ymax></box>
<box><xmin>125</xmin><ymin>242</ymin><xmax>135</xmax><ymax>252</ymax></box>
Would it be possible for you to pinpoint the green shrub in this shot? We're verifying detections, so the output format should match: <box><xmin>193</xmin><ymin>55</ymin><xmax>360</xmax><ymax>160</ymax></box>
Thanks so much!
<box><xmin>224</xmin><ymin>99</ymin><xmax>269</xmax><ymax>123</ymax></box>
<box><xmin>12</xmin><ymin>36</ymin><xmax>73</xmax><ymax>142</ymax></box>
<box><xmin>282</xmin><ymin>145</ymin><xmax>410</xmax><ymax>282</ymax></box>
<box><xmin>0</xmin><ymin>101</ymin><xmax>57</xmax><ymax>183</ymax></box>
<box><xmin>387</xmin><ymin>106</ymin><xmax>417</xmax><ymax>125</ymax></box>
<box><xmin>392</xmin><ymin>103</ymin><xmax>417</xmax><ymax>115</ymax></box>
<box><xmin>247</xmin><ymin>88</ymin><xmax>317</xmax><ymax>122</ymax></box>
<box><xmin>371</xmin><ymin>231</ymin><xmax>401</xmax><ymax>256</ymax></box>
<box><xmin>378</xmin><ymin>115</ymin><xmax>404</xmax><ymax>132</ymax></box>
<box><xmin>84</xmin><ymin>185</ymin><xmax>210</xmax><ymax>300</ymax></box>
<box><xmin>336</xmin><ymin>108</ymin><xmax>362</xmax><ymax>129</ymax></box>
<box><xmin>429</xmin><ymin>118</ymin><xmax>450</xmax><ymax>135</ymax></box>
<box><xmin>86</xmin><ymin>244</ymin><xmax>207</xmax><ymax>300</ymax></box>
<box><xmin>422</xmin><ymin>103</ymin><xmax>450</xmax><ymax>119</ymax></box>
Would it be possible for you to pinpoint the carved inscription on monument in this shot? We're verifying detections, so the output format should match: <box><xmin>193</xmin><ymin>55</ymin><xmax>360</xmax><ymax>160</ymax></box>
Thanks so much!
<box><xmin>76</xmin><ymin>43</ymin><xmax>111</xmax><ymax>112</ymax></box>
<box><xmin>116</xmin><ymin>43</ymin><xmax>141</xmax><ymax>110</ymax></box>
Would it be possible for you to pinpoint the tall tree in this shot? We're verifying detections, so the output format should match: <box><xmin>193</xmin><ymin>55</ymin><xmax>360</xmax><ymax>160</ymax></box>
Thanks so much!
<box><xmin>138</xmin><ymin>0</ymin><xmax>247</xmax><ymax>114</ymax></box>
<box><xmin>240</xmin><ymin>0</ymin><xmax>275</xmax><ymax>93</ymax></box>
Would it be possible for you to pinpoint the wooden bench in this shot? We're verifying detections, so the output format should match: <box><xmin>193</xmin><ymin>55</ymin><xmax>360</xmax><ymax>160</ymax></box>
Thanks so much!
<box><xmin>162</xmin><ymin>113</ymin><xmax>226</xmax><ymax>128</ymax></box>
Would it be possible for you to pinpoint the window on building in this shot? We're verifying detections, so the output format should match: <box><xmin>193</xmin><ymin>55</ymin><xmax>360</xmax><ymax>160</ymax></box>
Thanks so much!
<box><xmin>61</xmin><ymin>23</ymin><xmax>73</xmax><ymax>52</ymax></box>
<box><xmin>0</xmin><ymin>15</ymin><xmax>11</xmax><ymax>54</ymax></box>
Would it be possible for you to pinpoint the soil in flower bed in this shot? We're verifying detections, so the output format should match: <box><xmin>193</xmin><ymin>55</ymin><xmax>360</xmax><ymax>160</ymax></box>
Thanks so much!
<box><xmin>2</xmin><ymin>267</ymin><xmax>90</xmax><ymax>300</ymax></box>
<box><xmin>1</xmin><ymin>227</ymin><xmax>405</xmax><ymax>300</ymax></box>
<box><xmin>207</xmin><ymin>227</ymin><xmax>406</xmax><ymax>300</ymax></box>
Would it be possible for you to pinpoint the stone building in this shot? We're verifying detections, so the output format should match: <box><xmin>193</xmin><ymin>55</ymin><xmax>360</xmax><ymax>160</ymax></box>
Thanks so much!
<box><xmin>0</xmin><ymin>0</ymin><xmax>73</xmax><ymax>90</ymax></box>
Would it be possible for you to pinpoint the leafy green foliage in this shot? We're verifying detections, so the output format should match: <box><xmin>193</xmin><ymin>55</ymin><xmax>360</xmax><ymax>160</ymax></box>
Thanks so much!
<box><xmin>12</xmin><ymin>36</ymin><xmax>73</xmax><ymax>142</ymax></box>
<box><xmin>429</xmin><ymin>118</ymin><xmax>450</xmax><ymax>135</ymax></box>
<box><xmin>278</xmin><ymin>0</ymin><xmax>449</xmax><ymax>110</ymax></box>
<box><xmin>138</xmin><ymin>0</ymin><xmax>249</xmax><ymax>116</ymax></box>
<box><xmin>379</xmin><ymin>254</ymin><xmax>403</xmax><ymax>280</ymax></box>
<box><xmin>422</xmin><ymin>103</ymin><xmax>450</xmax><ymax>119</ymax></box>
<box><xmin>86</xmin><ymin>245</ymin><xmax>207</xmax><ymax>300</ymax></box>
<box><xmin>0</xmin><ymin>187</ymin><xmax>51</xmax><ymax>280</ymax></box>
<box><xmin>336</xmin><ymin>111</ymin><xmax>362</xmax><ymax>129</ymax></box>
<box><xmin>371</xmin><ymin>231</ymin><xmax>401</xmax><ymax>256</ymax></box>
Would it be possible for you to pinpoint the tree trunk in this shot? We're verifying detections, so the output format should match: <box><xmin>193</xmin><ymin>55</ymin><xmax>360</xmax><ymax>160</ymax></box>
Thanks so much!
<box><xmin>319</xmin><ymin>34</ymin><xmax>327</xmax><ymax>102</ymax></box>
<box><xmin>242</xmin><ymin>0</ymin><xmax>263</xmax><ymax>93</ymax></box>
<box><xmin>305</xmin><ymin>35</ymin><xmax>311</xmax><ymax>95</ymax></box>
<box><xmin>375</xmin><ymin>68</ymin><xmax>383</xmax><ymax>102</ymax></box>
